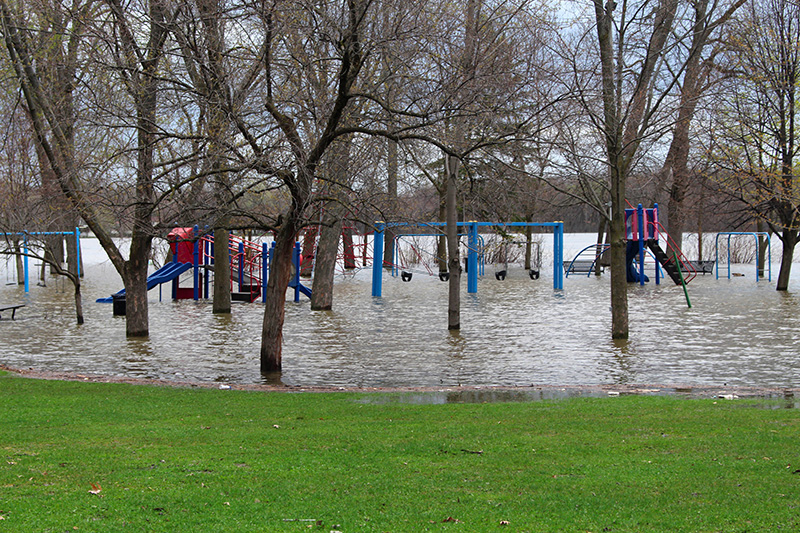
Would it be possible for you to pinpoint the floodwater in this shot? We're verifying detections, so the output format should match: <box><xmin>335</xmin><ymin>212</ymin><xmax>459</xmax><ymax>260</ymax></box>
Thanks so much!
<box><xmin>1</xmin><ymin>235</ymin><xmax>799</xmax><ymax>389</ymax></box>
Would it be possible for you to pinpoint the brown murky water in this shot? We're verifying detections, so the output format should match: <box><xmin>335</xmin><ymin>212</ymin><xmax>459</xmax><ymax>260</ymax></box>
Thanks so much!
<box><xmin>1</xmin><ymin>236</ymin><xmax>798</xmax><ymax>388</ymax></box>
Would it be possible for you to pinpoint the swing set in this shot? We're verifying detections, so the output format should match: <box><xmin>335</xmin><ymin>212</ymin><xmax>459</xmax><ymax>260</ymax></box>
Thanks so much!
<box><xmin>0</xmin><ymin>228</ymin><xmax>82</xmax><ymax>292</ymax></box>
<box><xmin>371</xmin><ymin>221</ymin><xmax>564</xmax><ymax>297</ymax></box>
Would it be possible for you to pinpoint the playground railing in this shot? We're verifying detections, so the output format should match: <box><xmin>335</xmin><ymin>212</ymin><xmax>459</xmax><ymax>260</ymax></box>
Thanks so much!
<box><xmin>648</xmin><ymin>220</ymin><xmax>697</xmax><ymax>284</ymax></box>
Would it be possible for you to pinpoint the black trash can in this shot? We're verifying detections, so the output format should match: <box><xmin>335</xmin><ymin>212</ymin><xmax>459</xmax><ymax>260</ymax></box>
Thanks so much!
<box><xmin>112</xmin><ymin>294</ymin><xmax>126</xmax><ymax>316</ymax></box>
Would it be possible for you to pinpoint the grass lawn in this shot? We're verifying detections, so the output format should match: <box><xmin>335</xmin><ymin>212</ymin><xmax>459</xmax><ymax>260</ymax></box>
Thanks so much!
<box><xmin>1</xmin><ymin>370</ymin><xmax>798</xmax><ymax>532</ymax></box>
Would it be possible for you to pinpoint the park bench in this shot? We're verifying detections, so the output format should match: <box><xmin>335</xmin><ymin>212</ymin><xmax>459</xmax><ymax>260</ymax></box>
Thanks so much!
<box><xmin>687</xmin><ymin>260</ymin><xmax>715</xmax><ymax>275</ymax></box>
<box><xmin>0</xmin><ymin>304</ymin><xmax>25</xmax><ymax>320</ymax></box>
<box><xmin>564</xmin><ymin>260</ymin><xmax>603</xmax><ymax>275</ymax></box>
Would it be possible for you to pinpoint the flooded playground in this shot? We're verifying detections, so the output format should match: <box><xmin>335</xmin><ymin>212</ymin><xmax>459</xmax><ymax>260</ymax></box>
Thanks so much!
<box><xmin>1</xmin><ymin>234</ymin><xmax>799</xmax><ymax>389</ymax></box>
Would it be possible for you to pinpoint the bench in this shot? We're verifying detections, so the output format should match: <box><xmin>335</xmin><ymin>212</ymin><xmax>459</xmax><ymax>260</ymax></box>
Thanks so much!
<box><xmin>564</xmin><ymin>260</ymin><xmax>603</xmax><ymax>274</ymax></box>
<box><xmin>0</xmin><ymin>304</ymin><xmax>25</xmax><ymax>320</ymax></box>
<box><xmin>688</xmin><ymin>260</ymin><xmax>715</xmax><ymax>275</ymax></box>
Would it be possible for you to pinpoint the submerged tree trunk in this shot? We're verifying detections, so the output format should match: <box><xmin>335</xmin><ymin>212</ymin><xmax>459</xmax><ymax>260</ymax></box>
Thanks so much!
<box><xmin>72</xmin><ymin>275</ymin><xmax>84</xmax><ymax>324</ymax></box>
<box><xmin>311</xmin><ymin>214</ymin><xmax>343</xmax><ymax>311</ymax></box>
<box><xmin>261</xmin><ymin>215</ymin><xmax>299</xmax><ymax>372</ymax></box>
<box><xmin>213</xmin><ymin>228</ymin><xmax>231</xmax><ymax>313</ymax></box>
<box><xmin>445</xmin><ymin>154</ymin><xmax>460</xmax><ymax>330</ymax></box>
<box><xmin>776</xmin><ymin>230</ymin><xmax>797</xmax><ymax>291</ymax></box>
<box><xmin>609</xmin><ymin>165</ymin><xmax>629</xmax><ymax>340</ymax></box>
<box><xmin>123</xmin><ymin>243</ymin><xmax>151</xmax><ymax>337</ymax></box>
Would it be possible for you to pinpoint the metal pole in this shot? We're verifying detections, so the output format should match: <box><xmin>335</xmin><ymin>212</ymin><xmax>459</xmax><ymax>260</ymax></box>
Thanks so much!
<box><xmin>193</xmin><ymin>225</ymin><xmax>200</xmax><ymax>301</ymax></box>
<box><xmin>238</xmin><ymin>242</ymin><xmax>245</xmax><ymax>290</ymax></box>
<box><xmin>554</xmin><ymin>222</ymin><xmax>564</xmax><ymax>290</ymax></box>
<box><xmin>372</xmin><ymin>223</ymin><xmax>384</xmax><ymax>297</ymax></box>
<box><xmin>75</xmin><ymin>227</ymin><xmax>81</xmax><ymax>278</ymax></box>
<box><xmin>262</xmin><ymin>242</ymin><xmax>268</xmax><ymax>303</ymax></box>
<box><xmin>637</xmin><ymin>203</ymin><xmax>645</xmax><ymax>286</ymax></box>
<box><xmin>467</xmin><ymin>222</ymin><xmax>478</xmax><ymax>293</ymax></box>
<box><xmin>653</xmin><ymin>204</ymin><xmax>660</xmax><ymax>285</ymax></box>
<box><xmin>23</xmin><ymin>234</ymin><xmax>29</xmax><ymax>293</ymax></box>
<box><xmin>293</xmin><ymin>242</ymin><xmax>300</xmax><ymax>302</ymax></box>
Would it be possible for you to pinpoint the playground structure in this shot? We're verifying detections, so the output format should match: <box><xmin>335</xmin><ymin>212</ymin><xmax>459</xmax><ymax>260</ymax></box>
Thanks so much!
<box><xmin>626</xmin><ymin>203</ymin><xmax>696</xmax><ymax>285</ymax></box>
<box><xmin>563</xmin><ymin>204</ymin><xmax>697</xmax><ymax>286</ymax></box>
<box><xmin>371</xmin><ymin>221</ymin><xmax>565</xmax><ymax>297</ymax></box>
<box><xmin>1</xmin><ymin>228</ymin><xmax>82</xmax><ymax>292</ymax></box>
<box><xmin>96</xmin><ymin>226</ymin><xmax>313</xmax><ymax>310</ymax></box>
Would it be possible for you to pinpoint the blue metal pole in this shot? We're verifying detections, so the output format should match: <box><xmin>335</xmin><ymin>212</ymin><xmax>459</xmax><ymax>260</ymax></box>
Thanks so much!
<box><xmin>238</xmin><ymin>242</ymin><xmax>245</xmax><ymax>290</ymax></box>
<box><xmin>637</xmin><ymin>204</ymin><xmax>645</xmax><ymax>286</ymax></box>
<box><xmin>293</xmin><ymin>242</ymin><xmax>301</xmax><ymax>302</ymax></box>
<box><xmin>372</xmin><ymin>223</ymin><xmax>384</xmax><ymax>297</ymax></box>
<box><xmin>23</xmin><ymin>234</ymin><xmax>29</xmax><ymax>293</ymax></box>
<box><xmin>193</xmin><ymin>225</ymin><xmax>200</xmax><ymax>300</ymax></box>
<box><xmin>727</xmin><ymin>234</ymin><xmax>733</xmax><ymax>279</ymax></box>
<box><xmin>75</xmin><ymin>227</ymin><xmax>81</xmax><ymax>278</ymax></box>
<box><xmin>467</xmin><ymin>222</ymin><xmax>478</xmax><ymax>293</ymax></box>
<box><xmin>262</xmin><ymin>242</ymin><xmax>268</xmax><ymax>303</ymax></box>
<box><xmin>554</xmin><ymin>222</ymin><xmax>564</xmax><ymax>290</ymax></box>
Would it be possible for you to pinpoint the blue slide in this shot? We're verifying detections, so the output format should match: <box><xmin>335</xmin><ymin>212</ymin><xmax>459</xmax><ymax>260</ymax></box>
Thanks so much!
<box><xmin>97</xmin><ymin>262</ymin><xmax>194</xmax><ymax>302</ymax></box>
<box><xmin>288</xmin><ymin>280</ymin><xmax>312</xmax><ymax>298</ymax></box>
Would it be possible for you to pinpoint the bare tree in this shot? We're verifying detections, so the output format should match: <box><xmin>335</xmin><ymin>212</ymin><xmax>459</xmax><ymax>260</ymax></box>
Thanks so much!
<box><xmin>707</xmin><ymin>0</ymin><xmax>800</xmax><ymax>290</ymax></box>
<box><xmin>659</xmin><ymin>0</ymin><xmax>746</xmax><ymax>251</ymax></box>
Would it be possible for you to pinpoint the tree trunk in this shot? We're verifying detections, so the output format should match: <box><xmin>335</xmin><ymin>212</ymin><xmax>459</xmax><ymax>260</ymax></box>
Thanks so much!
<box><xmin>595</xmin><ymin>217</ymin><xmax>607</xmax><ymax>275</ymax></box>
<box><xmin>73</xmin><ymin>277</ymin><xmax>84</xmax><ymax>325</ymax></box>
<box><xmin>13</xmin><ymin>239</ymin><xmax>23</xmax><ymax>284</ymax></box>
<box><xmin>446</xmin><ymin>154</ymin><xmax>460</xmax><ymax>330</ymax></box>
<box><xmin>756</xmin><ymin>219</ymin><xmax>768</xmax><ymax>278</ymax></box>
<box><xmin>382</xmin><ymin>137</ymin><xmax>398</xmax><ymax>269</ymax></box>
<box><xmin>524</xmin><ymin>217</ymin><xmax>532</xmax><ymax>270</ymax></box>
<box><xmin>776</xmin><ymin>230</ymin><xmax>796</xmax><ymax>291</ymax></box>
<box><xmin>213</xmin><ymin>228</ymin><xmax>231</xmax><ymax>313</ymax></box>
<box><xmin>66</xmin><ymin>213</ymin><xmax>80</xmax><ymax>277</ymax></box>
<box><xmin>300</xmin><ymin>227</ymin><xmax>317</xmax><ymax>277</ymax></box>
<box><xmin>123</xmin><ymin>245</ymin><xmax>150</xmax><ymax>337</ymax></box>
<box><xmin>610</xmin><ymin>166</ymin><xmax>628</xmax><ymax>339</ymax></box>
<box><xmin>437</xmin><ymin>187</ymin><xmax>447</xmax><ymax>274</ymax></box>
<box><xmin>311</xmin><ymin>214</ymin><xmax>343</xmax><ymax>311</ymax></box>
<box><xmin>342</xmin><ymin>225</ymin><xmax>356</xmax><ymax>269</ymax></box>
<box><xmin>261</xmin><ymin>216</ymin><xmax>299</xmax><ymax>372</ymax></box>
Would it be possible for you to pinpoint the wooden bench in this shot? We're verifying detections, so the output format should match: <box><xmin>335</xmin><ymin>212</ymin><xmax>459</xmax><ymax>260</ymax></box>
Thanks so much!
<box><xmin>0</xmin><ymin>304</ymin><xmax>25</xmax><ymax>320</ymax></box>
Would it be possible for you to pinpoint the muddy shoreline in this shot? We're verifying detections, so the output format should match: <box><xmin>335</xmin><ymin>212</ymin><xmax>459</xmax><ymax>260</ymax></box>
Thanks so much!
<box><xmin>2</xmin><ymin>364</ymin><xmax>797</xmax><ymax>402</ymax></box>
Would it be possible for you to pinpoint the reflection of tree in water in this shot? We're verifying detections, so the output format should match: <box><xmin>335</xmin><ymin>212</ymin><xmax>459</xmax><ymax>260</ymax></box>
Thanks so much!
<box><xmin>447</xmin><ymin>330</ymin><xmax>467</xmax><ymax>360</ymax></box>
<box><xmin>123</xmin><ymin>337</ymin><xmax>155</xmax><ymax>363</ymax></box>
<box><xmin>600</xmin><ymin>338</ymin><xmax>636</xmax><ymax>385</ymax></box>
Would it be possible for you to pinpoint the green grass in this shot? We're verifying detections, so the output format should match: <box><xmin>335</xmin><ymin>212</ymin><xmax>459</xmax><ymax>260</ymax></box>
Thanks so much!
<box><xmin>1</xmin><ymin>375</ymin><xmax>798</xmax><ymax>532</ymax></box>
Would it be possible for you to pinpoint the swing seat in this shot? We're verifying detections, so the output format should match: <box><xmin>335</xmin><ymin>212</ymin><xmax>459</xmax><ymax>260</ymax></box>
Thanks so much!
<box><xmin>401</xmin><ymin>271</ymin><xmax>413</xmax><ymax>282</ymax></box>
<box><xmin>495</xmin><ymin>270</ymin><xmax>507</xmax><ymax>281</ymax></box>
<box><xmin>439</xmin><ymin>272</ymin><xmax>449</xmax><ymax>282</ymax></box>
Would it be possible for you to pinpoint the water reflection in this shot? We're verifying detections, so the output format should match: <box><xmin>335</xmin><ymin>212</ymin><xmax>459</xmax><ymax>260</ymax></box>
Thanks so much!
<box><xmin>3</xmin><ymin>238</ymin><xmax>800</xmax><ymax>388</ymax></box>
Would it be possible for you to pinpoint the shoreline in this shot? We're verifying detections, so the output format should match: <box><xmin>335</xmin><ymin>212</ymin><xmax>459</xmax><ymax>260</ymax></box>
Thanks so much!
<box><xmin>2</xmin><ymin>364</ymin><xmax>797</xmax><ymax>401</ymax></box>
